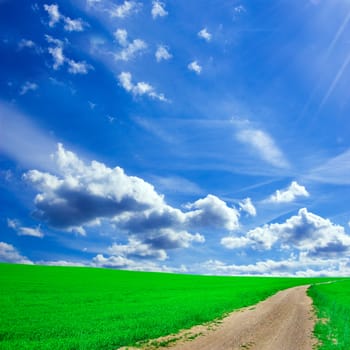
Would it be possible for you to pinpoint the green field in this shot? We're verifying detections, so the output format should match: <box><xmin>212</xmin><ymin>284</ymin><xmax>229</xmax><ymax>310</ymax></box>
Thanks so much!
<box><xmin>0</xmin><ymin>263</ymin><xmax>337</xmax><ymax>350</ymax></box>
<box><xmin>309</xmin><ymin>280</ymin><xmax>350</xmax><ymax>350</ymax></box>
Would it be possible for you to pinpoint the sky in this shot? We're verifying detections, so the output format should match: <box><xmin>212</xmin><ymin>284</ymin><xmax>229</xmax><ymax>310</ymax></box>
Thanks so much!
<box><xmin>1</xmin><ymin>0</ymin><xmax>350</xmax><ymax>276</ymax></box>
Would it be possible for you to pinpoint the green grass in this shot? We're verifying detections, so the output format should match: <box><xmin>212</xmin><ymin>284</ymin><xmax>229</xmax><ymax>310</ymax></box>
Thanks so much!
<box><xmin>0</xmin><ymin>263</ymin><xmax>335</xmax><ymax>350</ymax></box>
<box><xmin>308</xmin><ymin>280</ymin><xmax>350</xmax><ymax>349</ymax></box>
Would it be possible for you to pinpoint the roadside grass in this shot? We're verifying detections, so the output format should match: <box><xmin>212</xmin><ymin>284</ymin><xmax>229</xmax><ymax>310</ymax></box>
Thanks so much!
<box><xmin>0</xmin><ymin>263</ymin><xmax>336</xmax><ymax>350</ymax></box>
<box><xmin>308</xmin><ymin>280</ymin><xmax>350</xmax><ymax>350</ymax></box>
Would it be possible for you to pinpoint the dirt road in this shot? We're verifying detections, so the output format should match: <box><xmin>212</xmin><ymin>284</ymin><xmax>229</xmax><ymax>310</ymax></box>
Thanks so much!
<box><xmin>167</xmin><ymin>285</ymin><xmax>316</xmax><ymax>350</ymax></box>
<box><xmin>121</xmin><ymin>285</ymin><xmax>317</xmax><ymax>350</ymax></box>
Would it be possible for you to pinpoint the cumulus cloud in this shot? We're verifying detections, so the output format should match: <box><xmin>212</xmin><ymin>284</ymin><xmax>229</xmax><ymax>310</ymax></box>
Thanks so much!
<box><xmin>63</xmin><ymin>17</ymin><xmax>85</xmax><ymax>32</ymax></box>
<box><xmin>44</xmin><ymin>3</ymin><xmax>86</xmax><ymax>31</ymax></box>
<box><xmin>220</xmin><ymin>236</ymin><xmax>251</xmax><ymax>249</ymax></box>
<box><xmin>45</xmin><ymin>35</ymin><xmax>92</xmax><ymax>74</ymax></box>
<box><xmin>67</xmin><ymin>59</ymin><xmax>93</xmax><ymax>74</ymax></box>
<box><xmin>198</xmin><ymin>28</ymin><xmax>211</xmax><ymax>42</ymax></box>
<box><xmin>118</xmin><ymin>72</ymin><xmax>167</xmax><ymax>101</ymax></box>
<box><xmin>236</xmin><ymin>128</ymin><xmax>289</xmax><ymax>168</ymax></box>
<box><xmin>114</xmin><ymin>29</ymin><xmax>147</xmax><ymax>61</ymax></box>
<box><xmin>267</xmin><ymin>181</ymin><xmax>309</xmax><ymax>203</ymax></box>
<box><xmin>155</xmin><ymin>45</ymin><xmax>172</xmax><ymax>62</ymax></box>
<box><xmin>92</xmin><ymin>253</ymin><xmax>188</xmax><ymax>273</ymax></box>
<box><xmin>188</xmin><ymin>60</ymin><xmax>202</xmax><ymax>74</ymax></box>
<box><xmin>19</xmin><ymin>81</ymin><xmax>38</xmax><ymax>96</ymax></box>
<box><xmin>110</xmin><ymin>1</ymin><xmax>141</xmax><ymax>18</ymax></box>
<box><xmin>0</xmin><ymin>242</ymin><xmax>32</xmax><ymax>264</ymax></box>
<box><xmin>239</xmin><ymin>197</ymin><xmax>256</xmax><ymax>216</ymax></box>
<box><xmin>221</xmin><ymin>208</ymin><xmax>350</xmax><ymax>258</ymax></box>
<box><xmin>197</xmin><ymin>255</ymin><xmax>350</xmax><ymax>276</ymax></box>
<box><xmin>7</xmin><ymin>218</ymin><xmax>44</xmax><ymax>238</ymax></box>
<box><xmin>108</xmin><ymin>237</ymin><xmax>167</xmax><ymax>260</ymax></box>
<box><xmin>46</xmin><ymin>35</ymin><xmax>65</xmax><ymax>70</ymax></box>
<box><xmin>44</xmin><ymin>4</ymin><xmax>60</xmax><ymax>27</ymax></box>
<box><xmin>186</xmin><ymin>195</ymin><xmax>240</xmax><ymax>231</ymax></box>
<box><xmin>24</xmin><ymin>143</ymin><xmax>163</xmax><ymax>231</ymax></box>
<box><xmin>151</xmin><ymin>0</ymin><xmax>168</xmax><ymax>19</ymax></box>
<box><xmin>25</xmin><ymin>144</ymin><xmax>241</xmax><ymax>259</ymax></box>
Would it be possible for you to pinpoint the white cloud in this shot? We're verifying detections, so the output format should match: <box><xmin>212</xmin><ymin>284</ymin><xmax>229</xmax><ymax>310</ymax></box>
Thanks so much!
<box><xmin>236</xmin><ymin>128</ymin><xmax>289</xmax><ymax>168</ymax></box>
<box><xmin>188</xmin><ymin>60</ymin><xmax>202</xmax><ymax>74</ymax></box>
<box><xmin>92</xmin><ymin>253</ymin><xmax>188</xmax><ymax>273</ymax></box>
<box><xmin>67</xmin><ymin>59</ymin><xmax>93</xmax><ymax>74</ymax></box>
<box><xmin>44</xmin><ymin>3</ymin><xmax>86</xmax><ymax>31</ymax></box>
<box><xmin>44</xmin><ymin>4</ymin><xmax>60</xmax><ymax>27</ymax></box>
<box><xmin>118</xmin><ymin>72</ymin><xmax>167</xmax><ymax>101</ymax></box>
<box><xmin>111</xmin><ymin>1</ymin><xmax>141</xmax><ymax>18</ymax></box>
<box><xmin>46</xmin><ymin>35</ymin><xmax>65</xmax><ymax>70</ymax></box>
<box><xmin>63</xmin><ymin>17</ymin><xmax>85</xmax><ymax>32</ymax></box>
<box><xmin>114</xmin><ymin>29</ymin><xmax>147</xmax><ymax>61</ymax></box>
<box><xmin>151</xmin><ymin>0</ymin><xmax>168</xmax><ymax>19</ymax></box>
<box><xmin>221</xmin><ymin>208</ymin><xmax>350</xmax><ymax>258</ymax></box>
<box><xmin>198</xmin><ymin>28</ymin><xmax>212</xmax><ymax>42</ymax></box>
<box><xmin>239</xmin><ymin>197</ymin><xmax>256</xmax><ymax>216</ymax></box>
<box><xmin>18</xmin><ymin>39</ymin><xmax>36</xmax><ymax>49</ymax></box>
<box><xmin>116</xmin><ymin>40</ymin><xmax>147</xmax><ymax>61</ymax></box>
<box><xmin>46</xmin><ymin>35</ymin><xmax>93</xmax><ymax>74</ymax></box>
<box><xmin>25</xmin><ymin>144</ymin><xmax>242</xmax><ymax>259</ymax></box>
<box><xmin>220</xmin><ymin>236</ymin><xmax>251</xmax><ymax>249</ymax></box>
<box><xmin>196</xmin><ymin>255</ymin><xmax>350</xmax><ymax>276</ymax></box>
<box><xmin>19</xmin><ymin>81</ymin><xmax>38</xmax><ymax>96</ymax></box>
<box><xmin>155</xmin><ymin>45</ymin><xmax>172</xmax><ymax>62</ymax></box>
<box><xmin>267</xmin><ymin>181</ymin><xmax>309</xmax><ymax>203</ymax></box>
<box><xmin>186</xmin><ymin>194</ymin><xmax>240</xmax><ymax>231</ymax></box>
<box><xmin>108</xmin><ymin>237</ymin><xmax>168</xmax><ymax>260</ymax></box>
<box><xmin>18</xmin><ymin>227</ymin><xmax>44</xmax><ymax>238</ymax></box>
<box><xmin>114</xmin><ymin>29</ymin><xmax>128</xmax><ymax>46</ymax></box>
<box><xmin>0</xmin><ymin>242</ymin><xmax>32</xmax><ymax>264</ymax></box>
<box><xmin>7</xmin><ymin>218</ymin><xmax>44</xmax><ymax>238</ymax></box>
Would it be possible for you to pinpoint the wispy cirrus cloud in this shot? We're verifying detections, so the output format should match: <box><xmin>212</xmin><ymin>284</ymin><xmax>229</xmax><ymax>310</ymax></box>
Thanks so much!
<box><xmin>236</xmin><ymin>128</ymin><xmax>289</xmax><ymax>169</ymax></box>
<box><xmin>0</xmin><ymin>102</ymin><xmax>57</xmax><ymax>170</ymax></box>
<box><xmin>7</xmin><ymin>219</ymin><xmax>44</xmax><ymax>238</ymax></box>
<box><xmin>307</xmin><ymin>148</ymin><xmax>350</xmax><ymax>185</ymax></box>
<box><xmin>19</xmin><ymin>81</ymin><xmax>38</xmax><ymax>95</ymax></box>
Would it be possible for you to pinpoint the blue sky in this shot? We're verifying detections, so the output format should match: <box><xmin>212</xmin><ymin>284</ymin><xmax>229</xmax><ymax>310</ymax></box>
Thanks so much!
<box><xmin>1</xmin><ymin>0</ymin><xmax>350</xmax><ymax>276</ymax></box>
